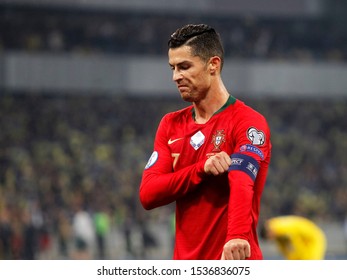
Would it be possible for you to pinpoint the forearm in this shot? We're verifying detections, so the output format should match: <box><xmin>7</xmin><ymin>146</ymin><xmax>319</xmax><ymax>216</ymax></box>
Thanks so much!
<box><xmin>226</xmin><ymin>170</ymin><xmax>254</xmax><ymax>240</ymax></box>
<box><xmin>139</xmin><ymin>160</ymin><xmax>206</xmax><ymax>210</ymax></box>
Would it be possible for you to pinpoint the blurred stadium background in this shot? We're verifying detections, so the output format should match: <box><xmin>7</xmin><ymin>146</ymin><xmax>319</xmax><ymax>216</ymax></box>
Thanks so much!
<box><xmin>0</xmin><ymin>0</ymin><xmax>347</xmax><ymax>260</ymax></box>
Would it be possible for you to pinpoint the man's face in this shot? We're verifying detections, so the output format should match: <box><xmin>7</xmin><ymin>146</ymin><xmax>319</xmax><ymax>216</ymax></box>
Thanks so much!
<box><xmin>168</xmin><ymin>45</ymin><xmax>211</xmax><ymax>102</ymax></box>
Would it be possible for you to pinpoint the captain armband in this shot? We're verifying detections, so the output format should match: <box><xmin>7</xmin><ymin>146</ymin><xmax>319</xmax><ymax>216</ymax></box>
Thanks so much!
<box><xmin>228</xmin><ymin>153</ymin><xmax>259</xmax><ymax>181</ymax></box>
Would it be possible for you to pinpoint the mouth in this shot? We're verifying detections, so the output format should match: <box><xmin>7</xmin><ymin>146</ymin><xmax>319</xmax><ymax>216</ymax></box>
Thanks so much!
<box><xmin>177</xmin><ymin>84</ymin><xmax>188</xmax><ymax>91</ymax></box>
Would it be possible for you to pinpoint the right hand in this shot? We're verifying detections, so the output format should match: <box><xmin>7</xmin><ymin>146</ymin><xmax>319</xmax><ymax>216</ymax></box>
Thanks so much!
<box><xmin>204</xmin><ymin>151</ymin><xmax>231</xmax><ymax>176</ymax></box>
<box><xmin>221</xmin><ymin>238</ymin><xmax>251</xmax><ymax>260</ymax></box>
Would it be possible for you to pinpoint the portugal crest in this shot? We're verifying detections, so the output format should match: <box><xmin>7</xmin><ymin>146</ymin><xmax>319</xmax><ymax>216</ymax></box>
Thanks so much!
<box><xmin>211</xmin><ymin>130</ymin><xmax>226</xmax><ymax>152</ymax></box>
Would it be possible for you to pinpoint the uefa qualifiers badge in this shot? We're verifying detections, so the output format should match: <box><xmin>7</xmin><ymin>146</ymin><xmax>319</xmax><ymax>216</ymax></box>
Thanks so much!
<box><xmin>190</xmin><ymin>131</ymin><xmax>205</xmax><ymax>150</ymax></box>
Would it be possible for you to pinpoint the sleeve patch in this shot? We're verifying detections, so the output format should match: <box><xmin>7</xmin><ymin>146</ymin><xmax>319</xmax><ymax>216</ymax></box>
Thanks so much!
<box><xmin>247</xmin><ymin>127</ymin><xmax>265</xmax><ymax>145</ymax></box>
<box><xmin>240</xmin><ymin>144</ymin><xmax>264</xmax><ymax>160</ymax></box>
<box><xmin>145</xmin><ymin>151</ymin><xmax>158</xmax><ymax>169</ymax></box>
<box><xmin>228</xmin><ymin>153</ymin><xmax>259</xmax><ymax>181</ymax></box>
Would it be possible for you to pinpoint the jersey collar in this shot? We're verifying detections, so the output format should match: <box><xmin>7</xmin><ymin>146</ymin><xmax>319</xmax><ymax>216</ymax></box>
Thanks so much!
<box><xmin>192</xmin><ymin>95</ymin><xmax>236</xmax><ymax>120</ymax></box>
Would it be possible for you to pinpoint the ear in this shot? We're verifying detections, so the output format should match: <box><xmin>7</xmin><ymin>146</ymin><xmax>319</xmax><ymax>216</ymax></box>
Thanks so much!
<box><xmin>209</xmin><ymin>56</ymin><xmax>221</xmax><ymax>74</ymax></box>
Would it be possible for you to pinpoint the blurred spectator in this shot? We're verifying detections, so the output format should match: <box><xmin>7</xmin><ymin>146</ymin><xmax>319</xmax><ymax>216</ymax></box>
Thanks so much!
<box><xmin>71</xmin><ymin>204</ymin><xmax>96</xmax><ymax>259</ymax></box>
<box><xmin>0</xmin><ymin>205</ymin><xmax>12</xmax><ymax>259</ymax></box>
<box><xmin>93</xmin><ymin>209</ymin><xmax>110</xmax><ymax>259</ymax></box>
<box><xmin>56</xmin><ymin>209</ymin><xmax>71</xmax><ymax>259</ymax></box>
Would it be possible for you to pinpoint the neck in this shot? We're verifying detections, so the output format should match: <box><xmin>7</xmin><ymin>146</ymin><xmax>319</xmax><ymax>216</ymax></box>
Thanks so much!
<box><xmin>193</xmin><ymin>85</ymin><xmax>230</xmax><ymax>124</ymax></box>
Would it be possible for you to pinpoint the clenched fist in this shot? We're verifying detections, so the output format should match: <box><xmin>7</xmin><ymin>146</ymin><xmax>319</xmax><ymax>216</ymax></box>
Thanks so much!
<box><xmin>204</xmin><ymin>151</ymin><xmax>231</xmax><ymax>176</ymax></box>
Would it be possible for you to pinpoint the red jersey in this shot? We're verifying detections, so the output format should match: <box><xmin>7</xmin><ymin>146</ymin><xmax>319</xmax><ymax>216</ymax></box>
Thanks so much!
<box><xmin>139</xmin><ymin>96</ymin><xmax>271</xmax><ymax>260</ymax></box>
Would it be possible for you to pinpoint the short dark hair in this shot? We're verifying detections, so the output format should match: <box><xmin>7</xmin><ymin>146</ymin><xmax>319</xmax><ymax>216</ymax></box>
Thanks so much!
<box><xmin>168</xmin><ymin>23</ymin><xmax>224</xmax><ymax>69</ymax></box>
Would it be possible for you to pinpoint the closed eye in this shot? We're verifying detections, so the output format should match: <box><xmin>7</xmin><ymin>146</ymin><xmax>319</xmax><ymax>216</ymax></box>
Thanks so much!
<box><xmin>169</xmin><ymin>62</ymin><xmax>192</xmax><ymax>71</ymax></box>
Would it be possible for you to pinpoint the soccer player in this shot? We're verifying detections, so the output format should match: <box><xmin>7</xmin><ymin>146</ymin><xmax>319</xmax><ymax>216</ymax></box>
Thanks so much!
<box><xmin>260</xmin><ymin>215</ymin><xmax>327</xmax><ymax>260</ymax></box>
<box><xmin>139</xmin><ymin>24</ymin><xmax>272</xmax><ymax>260</ymax></box>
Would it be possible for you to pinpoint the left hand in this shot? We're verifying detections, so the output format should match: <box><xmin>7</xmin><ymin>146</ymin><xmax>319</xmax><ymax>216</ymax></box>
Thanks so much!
<box><xmin>221</xmin><ymin>238</ymin><xmax>251</xmax><ymax>260</ymax></box>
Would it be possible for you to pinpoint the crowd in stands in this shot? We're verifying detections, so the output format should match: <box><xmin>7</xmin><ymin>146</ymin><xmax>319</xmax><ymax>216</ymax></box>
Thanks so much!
<box><xmin>0</xmin><ymin>93</ymin><xmax>346</xmax><ymax>259</ymax></box>
<box><xmin>0</xmin><ymin>4</ymin><xmax>346</xmax><ymax>61</ymax></box>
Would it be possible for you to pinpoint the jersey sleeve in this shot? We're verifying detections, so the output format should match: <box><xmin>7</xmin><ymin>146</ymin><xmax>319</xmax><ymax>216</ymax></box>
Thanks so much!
<box><xmin>139</xmin><ymin>114</ymin><xmax>206</xmax><ymax>210</ymax></box>
<box><xmin>226</xmin><ymin>109</ymin><xmax>271</xmax><ymax>241</ymax></box>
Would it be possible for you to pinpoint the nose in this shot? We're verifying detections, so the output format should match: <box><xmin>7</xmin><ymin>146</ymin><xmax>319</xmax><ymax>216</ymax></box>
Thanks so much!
<box><xmin>172</xmin><ymin>69</ymin><xmax>182</xmax><ymax>82</ymax></box>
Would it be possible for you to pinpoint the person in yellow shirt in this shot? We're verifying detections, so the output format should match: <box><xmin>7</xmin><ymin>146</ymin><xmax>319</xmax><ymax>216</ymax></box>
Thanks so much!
<box><xmin>260</xmin><ymin>215</ymin><xmax>327</xmax><ymax>260</ymax></box>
